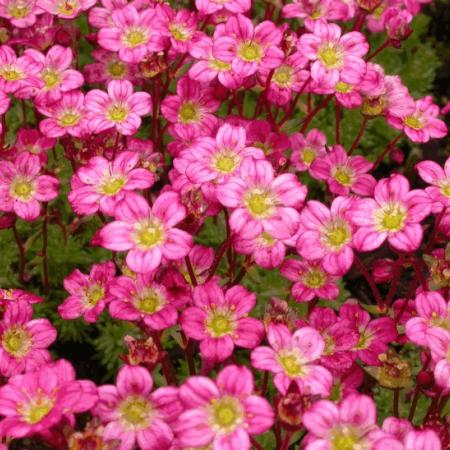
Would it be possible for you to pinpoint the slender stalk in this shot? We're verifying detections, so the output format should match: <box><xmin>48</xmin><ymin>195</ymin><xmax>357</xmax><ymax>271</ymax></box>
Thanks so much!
<box><xmin>354</xmin><ymin>255</ymin><xmax>384</xmax><ymax>310</ymax></box>
<box><xmin>277</xmin><ymin>77</ymin><xmax>310</xmax><ymax>127</ymax></box>
<box><xmin>12</xmin><ymin>223</ymin><xmax>26</xmax><ymax>283</ymax></box>
<box><xmin>184</xmin><ymin>255</ymin><xmax>198</xmax><ymax>287</ymax></box>
<box><xmin>300</xmin><ymin>95</ymin><xmax>333</xmax><ymax>133</ymax></box>
<box><xmin>250</xmin><ymin>437</ymin><xmax>264</xmax><ymax>450</ymax></box>
<box><xmin>335</xmin><ymin>101</ymin><xmax>341</xmax><ymax>145</ymax></box>
<box><xmin>366</xmin><ymin>39</ymin><xmax>391</xmax><ymax>62</ymax></box>
<box><xmin>281</xmin><ymin>430</ymin><xmax>293</xmax><ymax>450</ymax></box>
<box><xmin>373</xmin><ymin>133</ymin><xmax>402</xmax><ymax>169</ymax></box>
<box><xmin>348</xmin><ymin>117</ymin><xmax>368</xmax><ymax>155</ymax></box>
<box><xmin>41</xmin><ymin>203</ymin><xmax>49</xmax><ymax>294</ymax></box>
<box><xmin>393</xmin><ymin>389</ymin><xmax>400</xmax><ymax>417</ymax></box>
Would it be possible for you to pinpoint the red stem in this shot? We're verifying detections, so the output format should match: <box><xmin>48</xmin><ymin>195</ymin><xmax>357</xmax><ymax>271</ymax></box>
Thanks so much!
<box><xmin>348</xmin><ymin>116</ymin><xmax>368</xmax><ymax>155</ymax></box>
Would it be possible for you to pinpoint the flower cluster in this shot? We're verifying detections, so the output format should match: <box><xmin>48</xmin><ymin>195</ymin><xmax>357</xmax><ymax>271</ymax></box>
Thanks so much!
<box><xmin>0</xmin><ymin>0</ymin><xmax>448</xmax><ymax>448</ymax></box>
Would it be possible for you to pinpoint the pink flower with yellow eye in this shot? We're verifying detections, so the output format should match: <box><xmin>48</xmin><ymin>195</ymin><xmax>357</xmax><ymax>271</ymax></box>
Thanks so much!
<box><xmin>352</xmin><ymin>174</ymin><xmax>431</xmax><ymax>253</ymax></box>
<box><xmin>92</xmin><ymin>191</ymin><xmax>193</xmax><ymax>274</ymax></box>
<box><xmin>0</xmin><ymin>152</ymin><xmax>59</xmax><ymax>221</ymax></box>
<box><xmin>85</xmin><ymin>80</ymin><xmax>152</xmax><ymax>135</ymax></box>
<box><xmin>0</xmin><ymin>300</ymin><xmax>56</xmax><ymax>377</ymax></box>
<box><xmin>180</xmin><ymin>279</ymin><xmax>264</xmax><ymax>362</ymax></box>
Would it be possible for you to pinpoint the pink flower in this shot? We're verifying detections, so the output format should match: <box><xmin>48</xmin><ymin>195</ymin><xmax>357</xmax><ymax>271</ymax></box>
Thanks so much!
<box><xmin>58</xmin><ymin>261</ymin><xmax>116</xmax><ymax>323</ymax></box>
<box><xmin>375</xmin><ymin>418</ymin><xmax>443</xmax><ymax>450</ymax></box>
<box><xmin>233</xmin><ymin>229</ymin><xmax>290</xmax><ymax>269</ymax></box>
<box><xmin>283</xmin><ymin>0</ymin><xmax>352</xmax><ymax>25</ymax></box>
<box><xmin>0</xmin><ymin>152</ymin><xmax>59</xmax><ymax>221</ymax></box>
<box><xmin>69</xmin><ymin>151</ymin><xmax>154</xmax><ymax>216</ymax></box>
<box><xmin>280</xmin><ymin>258</ymin><xmax>340</xmax><ymax>302</ymax></box>
<box><xmin>161</xmin><ymin>76</ymin><xmax>220</xmax><ymax>136</ymax></box>
<box><xmin>85</xmin><ymin>80</ymin><xmax>152</xmax><ymax>135</ymax></box>
<box><xmin>251</xmin><ymin>323</ymin><xmax>332</xmax><ymax>395</ymax></box>
<box><xmin>83</xmin><ymin>49</ymin><xmax>136</xmax><ymax>84</ymax></box>
<box><xmin>0</xmin><ymin>359</ymin><xmax>97</xmax><ymax>438</ymax></box>
<box><xmin>88</xmin><ymin>0</ymin><xmax>128</xmax><ymax>28</ymax></box>
<box><xmin>339</xmin><ymin>301</ymin><xmax>398</xmax><ymax>365</ymax></box>
<box><xmin>310</xmin><ymin>145</ymin><xmax>376</xmax><ymax>196</ymax></box>
<box><xmin>388</xmin><ymin>96</ymin><xmax>448</xmax><ymax>143</ymax></box>
<box><xmin>160</xmin><ymin>7</ymin><xmax>201</xmax><ymax>54</ymax></box>
<box><xmin>177</xmin><ymin>244</ymin><xmax>214</xmax><ymax>286</ymax></box>
<box><xmin>426</xmin><ymin>329</ymin><xmax>450</xmax><ymax>393</ymax></box>
<box><xmin>174</xmin><ymin>123</ymin><xmax>264</xmax><ymax>189</ymax></box>
<box><xmin>0</xmin><ymin>0</ymin><xmax>42</xmax><ymax>27</ymax></box>
<box><xmin>0</xmin><ymin>288</ymin><xmax>43</xmax><ymax>305</ymax></box>
<box><xmin>302</xmin><ymin>394</ymin><xmax>382</xmax><ymax>450</ymax></box>
<box><xmin>416</xmin><ymin>156</ymin><xmax>450</xmax><ymax>212</ymax></box>
<box><xmin>24</xmin><ymin>45</ymin><xmax>84</xmax><ymax>103</ymax></box>
<box><xmin>0</xmin><ymin>45</ymin><xmax>42</xmax><ymax>94</ymax></box>
<box><xmin>217</xmin><ymin>156</ymin><xmax>307</xmax><ymax>240</ymax></box>
<box><xmin>289</xmin><ymin>129</ymin><xmax>327</xmax><ymax>172</ymax></box>
<box><xmin>188</xmin><ymin>34</ymin><xmax>240</xmax><ymax>89</ymax></box>
<box><xmin>296</xmin><ymin>196</ymin><xmax>357</xmax><ymax>276</ymax></box>
<box><xmin>405</xmin><ymin>291</ymin><xmax>449</xmax><ymax>347</ymax></box>
<box><xmin>180</xmin><ymin>280</ymin><xmax>264</xmax><ymax>362</ymax></box>
<box><xmin>93</xmin><ymin>365</ymin><xmax>182</xmax><ymax>450</ymax></box>
<box><xmin>98</xmin><ymin>5</ymin><xmax>166</xmax><ymax>63</ymax></box>
<box><xmin>261</xmin><ymin>51</ymin><xmax>310</xmax><ymax>106</ymax></box>
<box><xmin>174</xmin><ymin>365</ymin><xmax>274</xmax><ymax>449</ymax></box>
<box><xmin>13</xmin><ymin>128</ymin><xmax>56</xmax><ymax>163</ymax></box>
<box><xmin>309</xmin><ymin>307</ymin><xmax>360</xmax><ymax>373</ymax></box>
<box><xmin>37</xmin><ymin>0</ymin><xmax>96</xmax><ymax>19</ymax></box>
<box><xmin>93</xmin><ymin>191</ymin><xmax>193</xmax><ymax>273</ymax></box>
<box><xmin>212</xmin><ymin>14</ymin><xmax>284</xmax><ymax>77</ymax></box>
<box><xmin>195</xmin><ymin>0</ymin><xmax>250</xmax><ymax>15</ymax></box>
<box><xmin>352</xmin><ymin>174</ymin><xmax>431</xmax><ymax>252</ymax></box>
<box><xmin>298</xmin><ymin>21</ymin><xmax>368</xmax><ymax>88</ymax></box>
<box><xmin>38</xmin><ymin>90</ymin><xmax>88</xmax><ymax>138</ymax></box>
<box><xmin>0</xmin><ymin>300</ymin><xmax>56</xmax><ymax>377</ymax></box>
<box><xmin>109</xmin><ymin>273</ymin><xmax>182</xmax><ymax>331</ymax></box>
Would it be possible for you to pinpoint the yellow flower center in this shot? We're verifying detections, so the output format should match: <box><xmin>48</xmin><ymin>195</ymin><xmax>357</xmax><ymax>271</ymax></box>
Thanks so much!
<box><xmin>303</xmin><ymin>267</ymin><xmax>326</xmax><ymax>288</ymax></box>
<box><xmin>206</xmin><ymin>309</ymin><xmax>235</xmax><ymax>337</ymax></box>
<box><xmin>331</xmin><ymin>427</ymin><xmax>361</xmax><ymax>450</ymax></box>
<box><xmin>278</xmin><ymin>353</ymin><xmax>304</xmax><ymax>377</ymax></box>
<box><xmin>135</xmin><ymin>289</ymin><xmax>164</xmax><ymax>314</ymax></box>
<box><xmin>333</xmin><ymin>166</ymin><xmax>354</xmax><ymax>186</ymax></box>
<box><xmin>318</xmin><ymin>43</ymin><xmax>343</xmax><ymax>69</ymax></box>
<box><xmin>324</xmin><ymin>221</ymin><xmax>351</xmax><ymax>249</ymax></box>
<box><xmin>108</xmin><ymin>104</ymin><xmax>129</xmax><ymax>123</ymax></box>
<box><xmin>372</xmin><ymin>4</ymin><xmax>386</xmax><ymax>19</ymax></box>
<box><xmin>273</xmin><ymin>65</ymin><xmax>293</xmax><ymax>88</ymax></box>
<box><xmin>20</xmin><ymin>395</ymin><xmax>55</xmax><ymax>424</ymax></box>
<box><xmin>238</xmin><ymin>41</ymin><xmax>263</xmax><ymax>62</ymax></box>
<box><xmin>8</xmin><ymin>1</ymin><xmax>31</xmax><ymax>18</ymax></box>
<box><xmin>335</xmin><ymin>81</ymin><xmax>352</xmax><ymax>93</ymax></box>
<box><xmin>100</xmin><ymin>176</ymin><xmax>125</xmax><ymax>195</ymax></box>
<box><xmin>58</xmin><ymin>111</ymin><xmax>81</xmax><ymax>127</ymax></box>
<box><xmin>362</xmin><ymin>97</ymin><xmax>387</xmax><ymax>117</ymax></box>
<box><xmin>2</xmin><ymin>325</ymin><xmax>32</xmax><ymax>357</ymax></box>
<box><xmin>84</xmin><ymin>284</ymin><xmax>104</xmax><ymax>307</ymax></box>
<box><xmin>258</xmin><ymin>231</ymin><xmax>276</xmax><ymax>247</ymax></box>
<box><xmin>42</xmin><ymin>69</ymin><xmax>60</xmax><ymax>89</ymax></box>
<box><xmin>210</xmin><ymin>396</ymin><xmax>244</xmax><ymax>432</ymax></box>
<box><xmin>375</xmin><ymin>203</ymin><xmax>407</xmax><ymax>232</ymax></box>
<box><xmin>123</xmin><ymin>28</ymin><xmax>147</xmax><ymax>48</ymax></box>
<box><xmin>134</xmin><ymin>221</ymin><xmax>165</xmax><ymax>249</ymax></box>
<box><xmin>57</xmin><ymin>0</ymin><xmax>79</xmax><ymax>15</ymax></box>
<box><xmin>10</xmin><ymin>178</ymin><xmax>34</xmax><ymax>201</ymax></box>
<box><xmin>119</xmin><ymin>395</ymin><xmax>153</xmax><ymax>429</ymax></box>
<box><xmin>169</xmin><ymin>23</ymin><xmax>190</xmax><ymax>41</ymax></box>
<box><xmin>212</xmin><ymin>151</ymin><xmax>239</xmax><ymax>174</ymax></box>
<box><xmin>245</xmin><ymin>189</ymin><xmax>274</xmax><ymax>218</ymax></box>
<box><xmin>440</xmin><ymin>182</ymin><xmax>450</xmax><ymax>198</ymax></box>
<box><xmin>404</xmin><ymin>115</ymin><xmax>423</xmax><ymax>130</ymax></box>
<box><xmin>302</xmin><ymin>148</ymin><xmax>317</xmax><ymax>165</ymax></box>
<box><xmin>209</xmin><ymin>58</ymin><xmax>231</xmax><ymax>72</ymax></box>
<box><xmin>107</xmin><ymin>60</ymin><xmax>127</xmax><ymax>78</ymax></box>
<box><xmin>1</xmin><ymin>66</ymin><xmax>22</xmax><ymax>81</ymax></box>
<box><xmin>179</xmin><ymin>102</ymin><xmax>200</xmax><ymax>124</ymax></box>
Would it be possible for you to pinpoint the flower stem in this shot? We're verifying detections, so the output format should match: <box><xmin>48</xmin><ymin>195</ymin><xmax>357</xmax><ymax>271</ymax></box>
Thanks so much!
<box><xmin>41</xmin><ymin>203</ymin><xmax>49</xmax><ymax>294</ymax></box>
<box><xmin>300</xmin><ymin>95</ymin><xmax>333</xmax><ymax>133</ymax></box>
<box><xmin>12</xmin><ymin>223</ymin><xmax>26</xmax><ymax>283</ymax></box>
<box><xmin>348</xmin><ymin>116</ymin><xmax>368</xmax><ymax>155</ymax></box>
